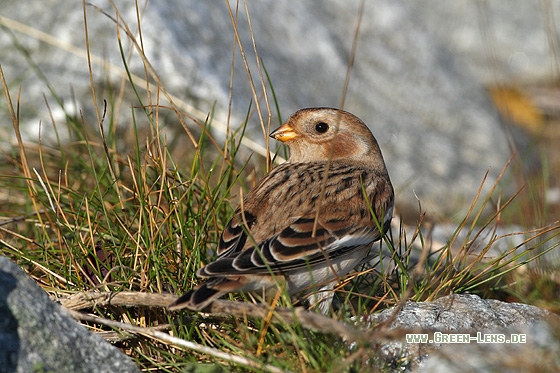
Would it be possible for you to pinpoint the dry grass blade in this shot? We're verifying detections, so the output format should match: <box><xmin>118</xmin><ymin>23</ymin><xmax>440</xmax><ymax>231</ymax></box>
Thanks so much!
<box><xmin>420</xmin><ymin>154</ymin><xmax>560</xmax><ymax>301</ymax></box>
<box><xmin>0</xmin><ymin>13</ymin><xmax>274</xmax><ymax>161</ymax></box>
<box><xmin>226</xmin><ymin>0</ymin><xmax>272</xmax><ymax>169</ymax></box>
<box><xmin>67</xmin><ymin>309</ymin><xmax>289</xmax><ymax>373</ymax></box>
<box><xmin>2</xmin><ymin>1</ymin><xmax>558</xmax><ymax>372</ymax></box>
<box><xmin>0</xmin><ymin>66</ymin><xmax>37</xmax><ymax>198</ymax></box>
<box><xmin>207</xmin><ymin>299</ymin><xmax>360</xmax><ymax>342</ymax></box>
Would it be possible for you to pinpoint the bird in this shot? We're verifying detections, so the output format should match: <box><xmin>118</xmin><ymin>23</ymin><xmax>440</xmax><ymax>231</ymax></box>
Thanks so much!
<box><xmin>168</xmin><ymin>107</ymin><xmax>394</xmax><ymax>313</ymax></box>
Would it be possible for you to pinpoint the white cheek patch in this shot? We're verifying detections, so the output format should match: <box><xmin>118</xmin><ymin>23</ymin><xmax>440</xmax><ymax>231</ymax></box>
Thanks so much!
<box><xmin>355</xmin><ymin>136</ymin><xmax>370</xmax><ymax>156</ymax></box>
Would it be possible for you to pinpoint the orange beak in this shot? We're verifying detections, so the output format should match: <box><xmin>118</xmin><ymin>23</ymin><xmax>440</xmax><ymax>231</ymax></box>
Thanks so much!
<box><xmin>270</xmin><ymin>124</ymin><xmax>298</xmax><ymax>142</ymax></box>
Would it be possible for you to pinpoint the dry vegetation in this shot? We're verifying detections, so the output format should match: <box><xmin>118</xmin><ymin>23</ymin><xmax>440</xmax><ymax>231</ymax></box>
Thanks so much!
<box><xmin>0</xmin><ymin>1</ymin><xmax>559</xmax><ymax>372</ymax></box>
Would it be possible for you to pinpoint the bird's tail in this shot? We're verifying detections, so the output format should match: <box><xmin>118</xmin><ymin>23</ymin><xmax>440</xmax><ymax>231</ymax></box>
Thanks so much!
<box><xmin>168</xmin><ymin>282</ymin><xmax>224</xmax><ymax>311</ymax></box>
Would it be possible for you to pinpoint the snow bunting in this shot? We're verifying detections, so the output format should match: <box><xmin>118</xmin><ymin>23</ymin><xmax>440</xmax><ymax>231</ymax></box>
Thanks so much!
<box><xmin>169</xmin><ymin>107</ymin><xmax>394</xmax><ymax>313</ymax></box>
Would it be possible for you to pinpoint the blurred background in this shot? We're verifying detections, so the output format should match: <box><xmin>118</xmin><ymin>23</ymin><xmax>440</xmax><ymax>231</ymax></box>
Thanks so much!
<box><xmin>0</xmin><ymin>0</ymin><xmax>558</xmax><ymax>224</ymax></box>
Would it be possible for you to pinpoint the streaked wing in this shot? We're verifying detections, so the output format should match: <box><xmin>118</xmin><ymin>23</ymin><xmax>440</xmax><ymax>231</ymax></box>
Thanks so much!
<box><xmin>215</xmin><ymin>210</ymin><xmax>257</xmax><ymax>258</ymax></box>
<box><xmin>198</xmin><ymin>161</ymin><xmax>392</xmax><ymax>277</ymax></box>
<box><xmin>199</xmin><ymin>214</ymin><xmax>382</xmax><ymax>276</ymax></box>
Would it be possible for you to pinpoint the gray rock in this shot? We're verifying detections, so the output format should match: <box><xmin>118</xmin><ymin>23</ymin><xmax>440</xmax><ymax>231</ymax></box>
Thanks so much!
<box><xmin>0</xmin><ymin>0</ymin><xmax>522</xmax><ymax>218</ymax></box>
<box><xmin>408</xmin><ymin>0</ymin><xmax>560</xmax><ymax>84</ymax></box>
<box><xmin>355</xmin><ymin>294</ymin><xmax>558</xmax><ymax>371</ymax></box>
<box><xmin>420</xmin><ymin>321</ymin><xmax>560</xmax><ymax>373</ymax></box>
<box><xmin>0</xmin><ymin>256</ymin><xmax>140</xmax><ymax>373</ymax></box>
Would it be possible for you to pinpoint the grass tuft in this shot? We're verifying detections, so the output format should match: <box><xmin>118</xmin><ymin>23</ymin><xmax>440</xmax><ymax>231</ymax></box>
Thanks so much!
<box><xmin>0</xmin><ymin>2</ymin><xmax>558</xmax><ymax>372</ymax></box>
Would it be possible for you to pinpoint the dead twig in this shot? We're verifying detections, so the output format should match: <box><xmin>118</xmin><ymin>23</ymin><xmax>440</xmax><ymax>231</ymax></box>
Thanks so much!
<box><xmin>59</xmin><ymin>290</ymin><xmax>419</xmax><ymax>346</ymax></box>
<box><xmin>58</xmin><ymin>291</ymin><xmax>360</xmax><ymax>342</ymax></box>
<box><xmin>56</xmin><ymin>291</ymin><xmax>175</xmax><ymax>310</ymax></box>
<box><xmin>67</xmin><ymin>309</ymin><xmax>288</xmax><ymax>373</ymax></box>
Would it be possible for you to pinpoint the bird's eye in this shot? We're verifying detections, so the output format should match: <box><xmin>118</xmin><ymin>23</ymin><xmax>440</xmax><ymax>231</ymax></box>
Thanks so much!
<box><xmin>315</xmin><ymin>122</ymin><xmax>329</xmax><ymax>133</ymax></box>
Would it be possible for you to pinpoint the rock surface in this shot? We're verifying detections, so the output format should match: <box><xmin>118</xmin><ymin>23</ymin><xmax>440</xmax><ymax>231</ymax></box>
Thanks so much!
<box><xmin>408</xmin><ymin>0</ymin><xmax>560</xmax><ymax>84</ymax></box>
<box><xmin>0</xmin><ymin>256</ymin><xmax>141</xmax><ymax>373</ymax></box>
<box><xmin>356</xmin><ymin>293</ymin><xmax>559</xmax><ymax>371</ymax></box>
<box><xmin>0</xmin><ymin>0</ymin><xmax>539</xmax><ymax>218</ymax></box>
<box><xmin>420</xmin><ymin>321</ymin><xmax>560</xmax><ymax>373</ymax></box>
